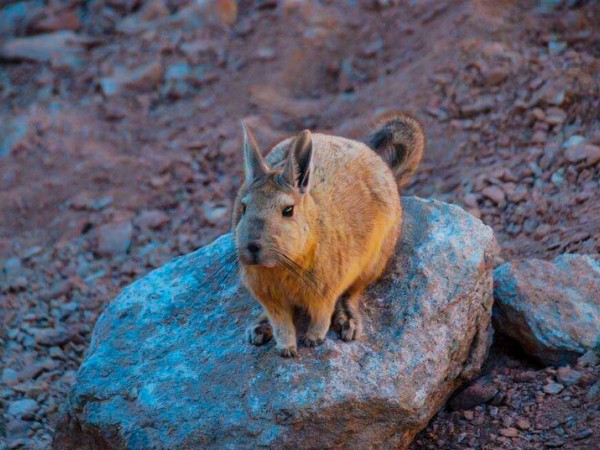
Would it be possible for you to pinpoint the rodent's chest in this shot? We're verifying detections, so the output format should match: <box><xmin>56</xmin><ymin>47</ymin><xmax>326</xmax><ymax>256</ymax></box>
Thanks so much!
<box><xmin>242</xmin><ymin>267</ymin><xmax>317</xmax><ymax>307</ymax></box>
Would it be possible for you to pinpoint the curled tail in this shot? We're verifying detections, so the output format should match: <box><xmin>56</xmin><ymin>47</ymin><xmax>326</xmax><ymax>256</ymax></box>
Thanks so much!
<box><xmin>367</xmin><ymin>112</ymin><xmax>425</xmax><ymax>188</ymax></box>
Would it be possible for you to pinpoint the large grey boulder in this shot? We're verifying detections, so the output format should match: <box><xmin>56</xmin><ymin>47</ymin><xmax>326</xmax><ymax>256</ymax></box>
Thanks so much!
<box><xmin>53</xmin><ymin>197</ymin><xmax>496</xmax><ymax>449</ymax></box>
<box><xmin>494</xmin><ymin>255</ymin><xmax>600</xmax><ymax>366</ymax></box>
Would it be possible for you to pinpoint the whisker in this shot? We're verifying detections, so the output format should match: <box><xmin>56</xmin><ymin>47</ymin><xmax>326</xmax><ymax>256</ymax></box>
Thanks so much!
<box><xmin>207</xmin><ymin>249</ymin><xmax>239</xmax><ymax>295</ymax></box>
<box><xmin>272</xmin><ymin>250</ymin><xmax>329</xmax><ymax>297</ymax></box>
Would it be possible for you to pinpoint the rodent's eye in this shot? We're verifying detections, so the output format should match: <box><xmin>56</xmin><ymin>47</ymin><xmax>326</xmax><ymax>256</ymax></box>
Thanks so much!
<box><xmin>241</xmin><ymin>203</ymin><xmax>247</xmax><ymax>215</ymax></box>
<box><xmin>282</xmin><ymin>205</ymin><xmax>294</xmax><ymax>218</ymax></box>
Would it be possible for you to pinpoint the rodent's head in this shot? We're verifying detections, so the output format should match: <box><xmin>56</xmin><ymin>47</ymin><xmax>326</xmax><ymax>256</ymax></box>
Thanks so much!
<box><xmin>233</xmin><ymin>124</ymin><xmax>316</xmax><ymax>268</ymax></box>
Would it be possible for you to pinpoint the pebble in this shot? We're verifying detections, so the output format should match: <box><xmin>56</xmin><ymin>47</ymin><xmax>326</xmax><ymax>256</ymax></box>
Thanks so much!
<box><xmin>574</xmin><ymin>428</ymin><xmax>593</xmax><ymax>440</ymax></box>
<box><xmin>137</xmin><ymin>210</ymin><xmax>170</xmax><ymax>230</ymax></box>
<box><xmin>481</xmin><ymin>186</ymin><xmax>506</xmax><ymax>205</ymax></box>
<box><xmin>544</xmin><ymin>107</ymin><xmax>567</xmax><ymax>125</ymax></box>
<box><xmin>460</xmin><ymin>96</ymin><xmax>495</xmax><ymax>117</ymax></box>
<box><xmin>450</xmin><ymin>379</ymin><xmax>498</xmax><ymax>410</ymax></box>
<box><xmin>516</xmin><ymin>418</ymin><xmax>531</xmax><ymax>430</ymax></box>
<box><xmin>577</xmin><ymin>350</ymin><xmax>599</xmax><ymax>367</ymax></box>
<box><xmin>543</xmin><ymin>382</ymin><xmax>564</xmax><ymax>395</ymax></box>
<box><xmin>30</xmin><ymin>327</ymin><xmax>70</xmax><ymax>346</ymax></box>
<box><xmin>565</xmin><ymin>144</ymin><xmax>600</xmax><ymax>165</ymax></box>
<box><xmin>95</xmin><ymin>219</ymin><xmax>133</xmax><ymax>257</ymax></box>
<box><xmin>7</xmin><ymin>398</ymin><xmax>39</xmax><ymax>419</ymax></box>
<box><xmin>562</xmin><ymin>135</ymin><xmax>585</xmax><ymax>148</ymax></box>
<box><xmin>556</xmin><ymin>367</ymin><xmax>582</xmax><ymax>386</ymax></box>
<box><xmin>3</xmin><ymin>257</ymin><xmax>23</xmax><ymax>277</ymax></box>
<box><xmin>500</xmin><ymin>427</ymin><xmax>519</xmax><ymax>438</ymax></box>
<box><xmin>3</xmin><ymin>368</ymin><xmax>19</xmax><ymax>386</ymax></box>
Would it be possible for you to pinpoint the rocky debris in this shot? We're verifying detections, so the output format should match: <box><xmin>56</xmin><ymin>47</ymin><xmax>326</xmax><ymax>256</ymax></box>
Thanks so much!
<box><xmin>95</xmin><ymin>218</ymin><xmax>133</xmax><ymax>257</ymax></box>
<box><xmin>7</xmin><ymin>398</ymin><xmax>39</xmax><ymax>420</ymax></box>
<box><xmin>493</xmin><ymin>255</ymin><xmax>600</xmax><ymax>366</ymax></box>
<box><xmin>577</xmin><ymin>350</ymin><xmax>599</xmax><ymax>368</ymax></box>
<box><xmin>481</xmin><ymin>186</ymin><xmax>505</xmax><ymax>205</ymax></box>
<box><xmin>54</xmin><ymin>197</ymin><xmax>496</xmax><ymax>449</ymax></box>
<box><xmin>0</xmin><ymin>31</ymin><xmax>91</xmax><ymax>63</ymax></box>
<box><xmin>30</xmin><ymin>327</ymin><xmax>71</xmax><ymax>346</ymax></box>
<box><xmin>0</xmin><ymin>114</ymin><xmax>29</xmax><ymax>158</ymax></box>
<box><xmin>543</xmin><ymin>381</ymin><xmax>565</xmax><ymax>395</ymax></box>
<box><xmin>556</xmin><ymin>366</ymin><xmax>582</xmax><ymax>386</ymax></box>
<box><xmin>460</xmin><ymin>96</ymin><xmax>495</xmax><ymax>117</ymax></box>
<box><xmin>564</xmin><ymin>143</ymin><xmax>600</xmax><ymax>166</ymax></box>
<box><xmin>30</xmin><ymin>9</ymin><xmax>82</xmax><ymax>33</ymax></box>
<box><xmin>100</xmin><ymin>61</ymin><xmax>164</xmax><ymax>96</ymax></box>
<box><xmin>136</xmin><ymin>210</ymin><xmax>170</xmax><ymax>230</ymax></box>
<box><xmin>0</xmin><ymin>1</ymin><xmax>599</xmax><ymax>448</ymax></box>
<box><xmin>449</xmin><ymin>377</ymin><xmax>499</xmax><ymax>411</ymax></box>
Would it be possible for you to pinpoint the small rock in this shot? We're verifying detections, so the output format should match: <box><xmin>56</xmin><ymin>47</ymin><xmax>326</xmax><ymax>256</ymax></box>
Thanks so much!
<box><xmin>544</xmin><ymin>107</ymin><xmax>567</xmax><ymax>125</ymax></box>
<box><xmin>255</xmin><ymin>47</ymin><xmax>276</xmax><ymax>61</ymax></box>
<box><xmin>137</xmin><ymin>210</ymin><xmax>170</xmax><ymax>230</ymax></box>
<box><xmin>338</xmin><ymin>57</ymin><xmax>367</xmax><ymax>93</ymax></box>
<box><xmin>30</xmin><ymin>327</ymin><xmax>70</xmax><ymax>346</ymax></box>
<box><xmin>543</xmin><ymin>381</ymin><xmax>564</xmax><ymax>395</ymax></box>
<box><xmin>514</xmin><ymin>370</ymin><xmax>537</xmax><ymax>383</ymax></box>
<box><xmin>460</xmin><ymin>96</ymin><xmax>495</xmax><ymax>117</ymax></box>
<box><xmin>565</xmin><ymin>144</ymin><xmax>600</xmax><ymax>165</ymax></box>
<box><xmin>483</xmin><ymin>67</ymin><xmax>508</xmax><ymax>86</ymax></box>
<box><xmin>100</xmin><ymin>61</ymin><xmax>164</xmax><ymax>96</ymax></box>
<box><xmin>449</xmin><ymin>378</ymin><xmax>498</xmax><ymax>410</ymax></box>
<box><xmin>481</xmin><ymin>186</ymin><xmax>506</xmax><ymax>205</ymax></box>
<box><xmin>493</xmin><ymin>255</ymin><xmax>600</xmax><ymax>365</ymax></box>
<box><xmin>500</xmin><ymin>427</ymin><xmax>518</xmax><ymax>438</ymax></box>
<box><xmin>7</xmin><ymin>399</ymin><xmax>38</xmax><ymax>419</ymax></box>
<box><xmin>531</xmin><ymin>130</ymin><xmax>547</xmax><ymax>144</ymax></box>
<box><xmin>562</xmin><ymin>135</ymin><xmax>585</xmax><ymax>149</ymax></box>
<box><xmin>516</xmin><ymin>418</ymin><xmax>531</xmax><ymax>430</ymax></box>
<box><xmin>3</xmin><ymin>257</ymin><xmax>23</xmax><ymax>277</ymax></box>
<box><xmin>577</xmin><ymin>350</ymin><xmax>599</xmax><ymax>367</ymax></box>
<box><xmin>202</xmin><ymin>202</ymin><xmax>229</xmax><ymax>224</ymax></box>
<box><xmin>0</xmin><ymin>30</ymin><xmax>89</xmax><ymax>63</ymax></box>
<box><xmin>31</xmin><ymin>10</ymin><xmax>82</xmax><ymax>33</ymax></box>
<box><xmin>95</xmin><ymin>219</ymin><xmax>133</xmax><ymax>256</ymax></box>
<box><xmin>574</xmin><ymin>428</ymin><xmax>593</xmax><ymax>440</ymax></box>
<box><xmin>586</xmin><ymin>382</ymin><xmax>600</xmax><ymax>401</ymax></box>
<box><xmin>556</xmin><ymin>366</ymin><xmax>582</xmax><ymax>386</ymax></box>
<box><xmin>2</xmin><ymin>368</ymin><xmax>19</xmax><ymax>386</ymax></box>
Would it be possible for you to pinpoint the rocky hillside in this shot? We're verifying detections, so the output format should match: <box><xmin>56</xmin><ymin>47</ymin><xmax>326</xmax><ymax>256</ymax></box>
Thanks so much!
<box><xmin>1</xmin><ymin>0</ymin><xmax>599</xmax><ymax>448</ymax></box>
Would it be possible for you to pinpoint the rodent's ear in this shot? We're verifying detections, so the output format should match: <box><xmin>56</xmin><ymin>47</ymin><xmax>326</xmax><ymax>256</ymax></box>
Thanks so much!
<box><xmin>242</xmin><ymin>122</ymin><xmax>269</xmax><ymax>182</ymax></box>
<box><xmin>283</xmin><ymin>130</ymin><xmax>313</xmax><ymax>193</ymax></box>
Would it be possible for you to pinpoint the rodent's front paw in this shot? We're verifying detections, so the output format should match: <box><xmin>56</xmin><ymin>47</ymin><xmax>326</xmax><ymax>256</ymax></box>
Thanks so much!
<box><xmin>278</xmin><ymin>345</ymin><xmax>299</xmax><ymax>358</ymax></box>
<box><xmin>246</xmin><ymin>321</ymin><xmax>273</xmax><ymax>346</ymax></box>
<box><xmin>301</xmin><ymin>336</ymin><xmax>324</xmax><ymax>348</ymax></box>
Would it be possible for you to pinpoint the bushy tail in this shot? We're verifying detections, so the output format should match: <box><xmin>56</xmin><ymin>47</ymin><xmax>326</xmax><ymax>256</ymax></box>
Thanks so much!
<box><xmin>367</xmin><ymin>112</ymin><xmax>425</xmax><ymax>188</ymax></box>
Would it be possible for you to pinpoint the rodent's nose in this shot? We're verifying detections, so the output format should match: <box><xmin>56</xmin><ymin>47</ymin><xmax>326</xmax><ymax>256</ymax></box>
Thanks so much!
<box><xmin>247</xmin><ymin>242</ymin><xmax>261</xmax><ymax>256</ymax></box>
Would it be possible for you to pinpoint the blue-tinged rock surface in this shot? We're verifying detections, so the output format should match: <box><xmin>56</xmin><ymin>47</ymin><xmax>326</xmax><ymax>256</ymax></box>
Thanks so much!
<box><xmin>54</xmin><ymin>197</ymin><xmax>496</xmax><ymax>449</ymax></box>
<box><xmin>494</xmin><ymin>254</ymin><xmax>600</xmax><ymax>366</ymax></box>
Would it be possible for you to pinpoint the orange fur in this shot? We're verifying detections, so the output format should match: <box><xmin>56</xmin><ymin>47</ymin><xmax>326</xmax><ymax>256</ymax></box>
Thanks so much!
<box><xmin>233</xmin><ymin>115</ymin><xmax>424</xmax><ymax>357</ymax></box>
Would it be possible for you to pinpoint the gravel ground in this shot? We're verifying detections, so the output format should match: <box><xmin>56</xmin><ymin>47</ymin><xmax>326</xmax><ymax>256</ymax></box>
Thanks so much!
<box><xmin>1</xmin><ymin>1</ymin><xmax>599</xmax><ymax>448</ymax></box>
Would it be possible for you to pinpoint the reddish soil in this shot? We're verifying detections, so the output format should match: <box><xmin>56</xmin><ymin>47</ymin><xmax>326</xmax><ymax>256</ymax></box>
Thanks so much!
<box><xmin>1</xmin><ymin>0</ymin><xmax>599</xmax><ymax>448</ymax></box>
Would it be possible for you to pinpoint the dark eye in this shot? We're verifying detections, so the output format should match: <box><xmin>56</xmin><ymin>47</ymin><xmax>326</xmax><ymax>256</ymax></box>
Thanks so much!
<box><xmin>241</xmin><ymin>203</ymin><xmax>247</xmax><ymax>215</ymax></box>
<box><xmin>282</xmin><ymin>205</ymin><xmax>294</xmax><ymax>217</ymax></box>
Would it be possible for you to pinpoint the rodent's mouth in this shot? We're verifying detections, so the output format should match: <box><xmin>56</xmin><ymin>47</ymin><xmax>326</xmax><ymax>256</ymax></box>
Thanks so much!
<box><xmin>238</xmin><ymin>253</ymin><xmax>277</xmax><ymax>269</ymax></box>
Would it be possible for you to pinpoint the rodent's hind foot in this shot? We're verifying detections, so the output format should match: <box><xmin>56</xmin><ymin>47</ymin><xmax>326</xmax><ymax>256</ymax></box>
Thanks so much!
<box><xmin>278</xmin><ymin>345</ymin><xmax>299</xmax><ymax>358</ymax></box>
<box><xmin>335</xmin><ymin>310</ymin><xmax>362</xmax><ymax>342</ymax></box>
<box><xmin>246</xmin><ymin>320</ymin><xmax>273</xmax><ymax>346</ymax></box>
<box><xmin>301</xmin><ymin>336</ymin><xmax>324</xmax><ymax>348</ymax></box>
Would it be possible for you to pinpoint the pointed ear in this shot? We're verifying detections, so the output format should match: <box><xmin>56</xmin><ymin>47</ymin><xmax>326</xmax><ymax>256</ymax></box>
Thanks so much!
<box><xmin>283</xmin><ymin>130</ymin><xmax>314</xmax><ymax>193</ymax></box>
<box><xmin>242</xmin><ymin>122</ymin><xmax>268</xmax><ymax>182</ymax></box>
